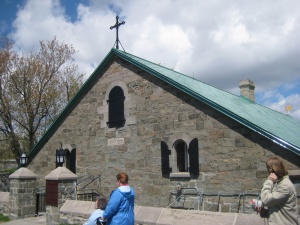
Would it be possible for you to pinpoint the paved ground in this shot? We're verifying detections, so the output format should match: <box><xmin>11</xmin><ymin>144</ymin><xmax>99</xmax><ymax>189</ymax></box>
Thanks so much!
<box><xmin>1</xmin><ymin>212</ymin><xmax>299</xmax><ymax>225</ymax></box>
<box><xmin>0</xmin><ymin>213</ymin><xmax>267</xmax><ymax>225</ymax></box>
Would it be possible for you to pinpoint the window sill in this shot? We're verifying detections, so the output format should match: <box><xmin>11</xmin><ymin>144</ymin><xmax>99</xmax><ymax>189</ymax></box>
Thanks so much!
<box><xmin>170</xmin><ymin>172</ymin><xmax>190</xmax><ymax>178</ymax></box>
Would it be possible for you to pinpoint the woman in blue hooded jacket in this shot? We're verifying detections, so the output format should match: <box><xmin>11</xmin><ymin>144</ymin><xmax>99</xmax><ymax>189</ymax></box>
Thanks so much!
<box><xmin>102</xmin><ymin>172</ymin><xmax>135</xmax><ymax>225</ymax></box>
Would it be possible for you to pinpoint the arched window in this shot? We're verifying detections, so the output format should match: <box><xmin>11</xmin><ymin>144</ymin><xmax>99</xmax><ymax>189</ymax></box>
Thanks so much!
<box><xmin>174</xmin><ymin>140</ymin><xmax>189</xmax><ymax>172</ymax></box>
<box><xmin>65</xmin><ymin>149</ymin><xmax>76</xmax><ymax>174</ymax></box>
<box><xmin>161</xmin><ymin>138</ymin><xmax>199</xmax><ymax>179</ymax></box>
<box><xmin>107</xmin><ymin>86</ymin><xmax>125</xmax><ymax>128</ymax></box>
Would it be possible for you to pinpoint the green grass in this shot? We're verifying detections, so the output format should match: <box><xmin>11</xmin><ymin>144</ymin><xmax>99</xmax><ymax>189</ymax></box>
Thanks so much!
<box><xmin>0</xmin><ymin>214</ymin><xmax>10</xmax><ymax>222</ymax></box>
<box><xmin>5</xmin><ymin>168</ymin><xmax>17</xmax><ymax>173</ymax></box>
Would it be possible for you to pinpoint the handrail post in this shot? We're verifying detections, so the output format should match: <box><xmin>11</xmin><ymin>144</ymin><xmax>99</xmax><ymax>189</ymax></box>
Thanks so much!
<box><xmin>217</xmin><ymin>192</ymin><xmax>221</xmax><ymax>212</ymax></box>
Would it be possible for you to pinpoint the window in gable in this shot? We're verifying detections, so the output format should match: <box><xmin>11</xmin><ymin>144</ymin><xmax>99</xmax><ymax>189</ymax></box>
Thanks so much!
<box><xmin>107</xmin><ymin>86</ymin><xmax>125</xmax><ymax>128</ymax></box>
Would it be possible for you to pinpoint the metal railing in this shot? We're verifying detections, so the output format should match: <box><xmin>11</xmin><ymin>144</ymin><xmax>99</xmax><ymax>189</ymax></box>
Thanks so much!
<box><xmin>76</xmin><ymin>189</ymin><xmax>105</xmax><ymax>202</ymax></box>
<box><xmin>76</xmin><ymin>174</ymin><xmax>101</xmax><ymax>190</ymax></box>
<box><xmin>168</xmin><ymin>187</ymin><xmax>300</xmax><ymax>212</ymax></box>
<box><xmin>168</xmin><ymin>187</ymin><xmax>261</xmax><ymax>212</ymax></box>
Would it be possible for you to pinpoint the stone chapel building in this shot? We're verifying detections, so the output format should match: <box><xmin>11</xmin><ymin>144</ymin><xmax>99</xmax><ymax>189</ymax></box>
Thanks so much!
<box><xmin>26</xmin><ymin>48</ymin><xmax>300</xmax><ymax>207</ymax></box>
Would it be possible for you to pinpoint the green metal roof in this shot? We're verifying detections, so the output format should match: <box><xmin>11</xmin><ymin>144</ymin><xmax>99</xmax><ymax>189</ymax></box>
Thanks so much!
<box><xmin>113</xmin><ymin>49</ymin><xmax>300</xmax><ymax>155</ymax></box>
<box><xmin>27</xmin><ymin>48</ymin><xmax>300</xmax><ymax>162</ymax></box>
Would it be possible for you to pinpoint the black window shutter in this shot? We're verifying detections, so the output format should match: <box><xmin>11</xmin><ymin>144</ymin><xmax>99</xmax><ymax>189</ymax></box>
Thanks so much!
<box><xmin>188</xmin><ymin>138</ymin><xmax>199</xmax><ymax>178</ymax></box>
<box><xmin>161</xmin><ymin>141</ymin><xmax>170</xmax><ymax>178</ymax></box>
<box><xmin>69</xmin><ymin>149</ymin><xmax>76</xmax><ymax>174</ymax></box>
<box><xmin>108</xmin><ymin>98</ymin><xmax>115</xmax><ymax>128</ymax></box>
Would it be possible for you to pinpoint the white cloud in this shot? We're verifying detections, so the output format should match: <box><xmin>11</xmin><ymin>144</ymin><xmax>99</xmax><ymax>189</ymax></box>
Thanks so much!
<box><xmin>129</xmin><ymin>16</ymin><xmax>192</xmax><ymax>70</ymax></box>
<box><xmin>282</xmin><ymin>16</ymin><xmax>296</xmax><ymax>35</ymax></box>
<box><xmin>7</xmin><ymin>0</ymin><xmax>300</xmax><ymax>121</ymax></box>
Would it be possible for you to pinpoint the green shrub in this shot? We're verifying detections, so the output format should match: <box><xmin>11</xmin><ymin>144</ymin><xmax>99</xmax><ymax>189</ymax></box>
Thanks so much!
<box><xmin>0</xmin><ymin>213</ymin><xmax>10</xmax><ymax>222</ymax></box>
<box><xmin>5</xmin><ymin>168</ymin><xmax>17</xmax><ymax>173</ymax></box>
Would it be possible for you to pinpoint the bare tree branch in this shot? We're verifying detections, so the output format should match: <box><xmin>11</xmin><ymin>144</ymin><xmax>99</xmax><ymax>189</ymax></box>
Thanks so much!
<box><xmin>0</xmin><ymin>36</ymin><xmax>84</xmax><ymax>163</ymax></box>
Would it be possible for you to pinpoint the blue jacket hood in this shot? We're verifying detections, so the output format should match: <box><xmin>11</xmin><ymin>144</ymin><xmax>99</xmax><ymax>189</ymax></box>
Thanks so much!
<box><xmin>118</xmin><ymin>186</ymin><xmax>134</xmax><ymax>200</ymax></box>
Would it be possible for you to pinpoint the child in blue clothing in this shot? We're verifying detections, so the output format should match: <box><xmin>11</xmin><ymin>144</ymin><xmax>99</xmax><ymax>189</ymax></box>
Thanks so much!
<box><xmin>101</xmin><ymin>172</ymin><xmax>135</xmax><ymax>225</ymax></box>
<box><xmin>83</xmin><ymin>197</ymin><xmax>107</xmax><ymax>225</ymax></box>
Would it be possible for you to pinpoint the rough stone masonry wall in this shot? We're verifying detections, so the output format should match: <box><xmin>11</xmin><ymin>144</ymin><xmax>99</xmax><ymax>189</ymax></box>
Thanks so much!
<box><xmin>0</xmin><ymin>172</ymin><xmax>10</xmax><ymax>192</ymax></box>
<box><xmin>0</xmin><ymin>160</ymin><xmax>17</xmax><ymax>192</ymax></box>
<box><xmin>27</xmin><ymin>57</ymin><xmax>300</xmax><ymax>210</ymax></box>
<box><xmin>9</xmin><ymin>178</ymin><xmax>37</xmax><ymax>219</ymax></box>
<box><xmin>0</xmin><ymin>192</ymin><xmax>9</xmax><ymax>215</ymax></box>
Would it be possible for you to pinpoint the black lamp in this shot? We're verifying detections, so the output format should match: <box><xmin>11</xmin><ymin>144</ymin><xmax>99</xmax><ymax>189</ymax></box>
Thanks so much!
<box><xmin>56</xmin><ymin>143</ymin><xmax>65</xmax><ymax>167</ymax></box>
<box><xmin>19</xmin><ymin>153</ymin><xmax>27</xmax><ymax>167</ymax></box>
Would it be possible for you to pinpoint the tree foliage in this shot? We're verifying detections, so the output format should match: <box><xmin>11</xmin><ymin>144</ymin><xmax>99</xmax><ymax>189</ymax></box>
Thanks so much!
<box><xmin>0</xmin><ymin>36</ymin><xmax>84</xmax><ymax>163</ymax></box>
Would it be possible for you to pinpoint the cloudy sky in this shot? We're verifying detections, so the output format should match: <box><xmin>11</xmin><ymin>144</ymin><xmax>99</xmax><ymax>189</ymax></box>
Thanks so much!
<box><xmin>1</xmin><ymin>0</ymin><xmax>300</xmax><ymax>120</ymax></box>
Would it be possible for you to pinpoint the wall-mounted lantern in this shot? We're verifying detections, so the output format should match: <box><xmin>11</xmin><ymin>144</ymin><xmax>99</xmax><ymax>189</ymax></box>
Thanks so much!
<box><xmin>56</xmin><ymin>143</ymin><xmax>65</xmax><ymax>167</ymax></box>
<box><xmin>19</xmin><ymin>153</ymin><xmax>28</xmax><ymax>167</ymax></box>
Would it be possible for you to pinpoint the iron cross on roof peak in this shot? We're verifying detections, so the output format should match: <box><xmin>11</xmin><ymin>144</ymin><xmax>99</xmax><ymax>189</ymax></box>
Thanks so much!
<box><xmin>110</xmin><ymin>16</ymin><xmax>125</xmax><ymax>50</ymax></box>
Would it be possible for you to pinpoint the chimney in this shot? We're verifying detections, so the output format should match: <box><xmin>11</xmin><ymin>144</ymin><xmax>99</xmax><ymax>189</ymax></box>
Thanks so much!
<box><xmin>239</xmin><ymin>79</ymin><xmax>255</xmax><ymax>102</ymax></box>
